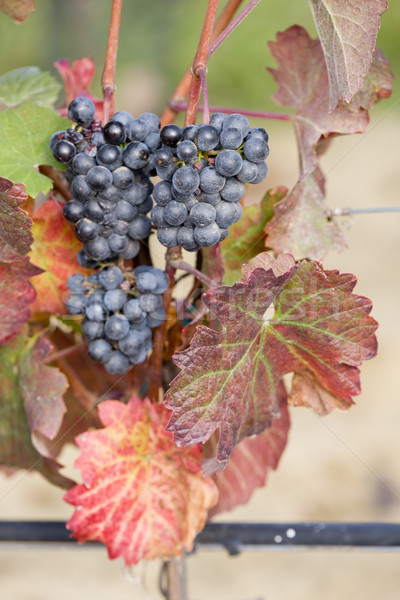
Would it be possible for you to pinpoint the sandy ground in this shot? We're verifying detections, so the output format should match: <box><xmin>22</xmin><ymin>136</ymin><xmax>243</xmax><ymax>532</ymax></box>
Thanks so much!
<box><xmin>1</xmin><ymin>112</ymin><xmax>400</xmax><ymax>599</ymax></box>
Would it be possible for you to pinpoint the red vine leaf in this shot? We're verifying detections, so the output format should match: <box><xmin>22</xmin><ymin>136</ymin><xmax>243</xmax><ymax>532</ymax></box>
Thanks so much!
<box><xmin>19</xmin><ymin>336</ymin><xmax>68</xmax><ymax>451</ymax></box>
<box><xmin>0</xmin><ymin>258</ymin><xmax>42</xmax><ymax>345</ymax></box>
<box><xmin>0</xmin><ymin>177</ymin><xmax>32</xmax><ymax>263</ymax></box>
<box><xmin>0</xmin><ymin>0</ymin><xmax>35</xmax><ymax>23</ymax></box>
<box><xmin>268</xmin><ymin>26</ymin><xmax>392</xmax><ymax>176</ymax></box>
<box><xmin>29</xmin><ymin>197</ymin><xmax>88</xmax><ymax>315</ymax></box>
<box><xmin>54</xmin><ymin>58</ymin><xmax>104</xmax><ymax>121</ymax></box>
<box><xmin>64</xmin><ymin>397</ymin><xmax>218</xmax><ymax>565</ymax></box>
<box><xmin>221</xmin><ymin>187</ymin><xmax>287</xmax><ymax>284</ymax></box>
<box><xmin>206</xmin><ymin>384</ymin><xmax>290</xmax><ymax>516</ymax></box>
<box><xmin>308</xmin><ymin>0</ymin><xmax>388</xmax><ymax>109</ymax></box>
<box><xmin>265</xmin><ymin>171</ymin><xmax>346</xmax><ymax>260</ymax></box>
<box><xmin>164</xmin><ymin>253</ymin><xmax>377</xmax><ymax>467</ymax></box>
<box><xmin>0</xmin><ymin>335</ymin><xmax>74</xmax><ymax>489</ymax></box>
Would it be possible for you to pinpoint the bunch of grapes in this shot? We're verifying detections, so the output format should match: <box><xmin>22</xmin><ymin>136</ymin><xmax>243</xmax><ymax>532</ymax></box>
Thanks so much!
<box><xmin>50</xmin><ymin>97</ymin><xmax>270</xmax><ymax>374</ymax></box>
<box><xmin>50</xmin><ymin>97</ymin><xmax>161</xmax><ymax>264</ymax></box>
<box><xmin>151</xmin><ymin>113</ymin><xmax>269</xmax><ymax>251</ymax></box>
<box><xmin>66</xmin><ymin>265</ymin><xmax>168</xmax><ymax>374</ymax></box>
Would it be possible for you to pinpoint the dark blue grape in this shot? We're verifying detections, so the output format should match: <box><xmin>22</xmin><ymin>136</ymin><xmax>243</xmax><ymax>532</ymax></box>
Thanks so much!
<box><xmin>127</xmin><ymin>118</ymin><xmax>149</xmax><ymax>142</ymax></box>
<box><xmin>146</xmin><ymin>306</ymin><xmax>166</xmax><ymax>328</ymax></box>
<box><xmin>53</xmin><ymin>140</ymin><xmax>76</xmax><ymax>164</ymax></box>
<box><xmin>215</xmin><ymin>201</ymin><xmax>242</xmax><ymax>228</ymax></box>
<box><xmin>220</xmin><ymin>127</ymin><xmax>243</xmax><ymax>149</ymax></box>
<box><xmin>214</xmin><ymin>150</ymin><xmax>242</xmax><ymax>177</ymax></box>
<box><xmin>164</xmin><ymin>200</ymin><xmax>188</xmax><ymax>226</ymax></box>
<box><xmin>72</xmin><ymin>152</ymin><xmax>96</xmax><ymax>175</ymax></box>
<box><xmin>75</xmin><ymin>218</ymin><xmax>99</xmax><ymax>241</ymax></box>
<box><xmin>88</xmin><ymin>339</ymin><xmax>112</xmax><ymax>362</ymax></box>
<box><xmin>194</xmin><ymin>222</ymin><xmax>221</xmax><ymax>247</ymax></box>
<box><xmin>134</xmin><ymin>266</ymin><xmax>169</xmax><ymax>294</ymax></box>
<box><xmin>157</xmin><ymin>227</ymin><xmax>179</xmax><ymax>248</ymax></box>
<box><xmin>104</xmin><ymin>289</ymin><xmax>127</xmax><ymax>311</ymax></box>
<box><xmin>110</xmin><ymin>110</ymin><xmax>135</xmax><ymax>129</ymax></box>
<box><xmin>172</xmin><ymin>166</ymin><xmax>200</xmax><ymax>194</ymax></box>
<box><xmin>177</xmin><ymin>140</ymin><xmax>198</xmax><ymax>163</ymax></box>
<box><xmin>144</xmin><ymin>132</ymin><xmax>161</xmax><ymax>153</ymax></box>
<box><xmin>67</xmin><ymin>273</ymin><xmax>86</xmax><ymax>293</ymax></box>
<box><xmin>86</xmin><ymin>166</ymin><xmax>113</xmax><ymax>191</ymax></box>
<box><xmin>199</xmin><ymin>166</ymin><xmax>225</xmax><ymax>193</ymax></box>
<box><xmin>122</xmin><ymin>182</ymin><xmax>148</xmax><ymax>206</ymax></box>
<box><xmin>85</xmin><ymin>301</ymin><xmax>108</xmax><ymax>321</ymax></box>
<box><xmin>123</xmin><ymin>142</ymin><xmax>150</xmax><ymax>169</ymax></box>
<box><xmin>99</xmin><ymin>266</ymin><xmax>124</xmax><ymax>290</ymax></box>
<box><xmin>190</xmin><ymin>202</ymin><xmax>216</xmax><ymax>227</ymax></box>
<box><xmin>120</xmin><ymin>239</ymin><xmax>140</xmax><ymax>259</ymax></box>
<box><xmin>222</xmin><ymin>113</ymin><xmax>250</xmax><ymax>137</ymax></box>
<box><xmin>84</xmin><ymin>237</ymin><xmax>111</xmax><ymax>261</ymax></box>
<box><xmin>236</xmin><ymin>160</ymin><xmax>258</xmax><ymax>183</ymax></box>
<box><xmin>81</xmin><ymin>319</ymin><xmax>104</xmax><ymax>341</ymax></box>
<box><xmin>160</xmin><ymin>124</ymin><xmax>183</xmax><ymax>147</ymax></box>
<box><xmin>63</xmin><ymin>201</ymin><xmax>84</xmax><ymax>223</ymax></box>
<box><xmin>104</xmin><ymin>350</ymin><xmax>130</xmax><ymax>374</ymax></box>
<box><xmin>139</xmin><ymin>293</ymin><xmax>162</xmax><ymax>313</ymax></box>
<box><xmin>220</xmin><ymin>178</ymin><xmax>245</xmax><ymax>202</ymax></box>
<box><xmin>68</xmin><ymin>97</ymin><xmax>95</xmax><ymax>127</ymax></box>
<box><xmin>123</xmin><ymin>299</ymin><xmax>143</xmax><ymax>321</ymax></box>
<box><xmin>247</xmin><ymin>127</ymin><xmax>269</xmax><ymax>142</ymax></box>
<box><xmin>156</xmin><ymin>163</ymin><xmax>177</xmax><ymax>181</ymax></box>
<box><xmin>138</xmin><ymin>112</ymin><xmax>160</xmax><ymax>134</ymax></box>
<box><xmin>128</xmin><ymin>215</ymin><xmax>151</xmax><ymax>240</ymax></box>
<box><xmin>77</xmin><ymin>248</ymin><xmax>98</xmax><ymax>269</ymax></box>
<box><xmin>136</xmin><ymin>271</ymin><xmax>157</xmax><ymax>293</ymax></box>
<box><xmin>105</xmin><ymin>314</ymin><xmax>130</xmax><ymax>341</ymax></box>
<box><xmin>195</xmin><ymin>124</ymin><xmax>219</xmax><ymax>151</ymax></box>
<box><xmin>113</xmin><ymin>166</ymin><xmax>135</xmax><ymax>189</ymax></box>
<box><xmin>197</xmin><ymin>192</ymin><xmax>220</xmax><ymax>206</ymax></box>
<box><xmin>96</xmin><ymin>144</ymin><xmax>123</xmax><ymax>170</ymax></box>
<box><xmin>154</xmin><ymin>146</ymin><xmax>174</xmax><ymax>168</ymax></box>
<box><xmin>103</xmin><ymin>120</ymin><xmax>126</xmax><ymax>145</ymax></box>
<box><xmin>151</xmin><ymin>205</ymin><xmax>167</xmax><ymax>228</ymax></box>
<box><xmin>177</xmin><ymin>226</ymin><xmax>200</xmax><ymax>252</ymax></box>
<box><xmin>243</xmin><ymin>137</ymin><xmax>269</xmax><ymax>163</ymax></box>
<box><xmin>84</xmin><ymin>200</ymin><xmax>104</xmax><ymax>223</ymax></box>
<box><xmin>70</xmin><ymin>175</ymin><xmax>95</xmax><ymax>202</ymax></box>
<box><xmin>91</xmin><ymin>131</ymin><xmax>106</xmax><ymax>147</ymax></box>
<box><xmin>108</xmin><ymin>233</ymin><xmax>129</xmax><ymax>254</ymax></box>
<box><xmin>209</xmin><ymin>113</ymin><xmax>227</xmax><ymax>133</ymax></box>
<box><xmin>137</xmin><ymin>195</ymin><xmax>152</xmax><ymax>215</ymax></box>
<box><xmin>115</xmin><ymin>200</ymin><xmax>137</xmax><ymax>221</ymax></box>
<box><xmin>66</xmin><ymin>293</ymin><xmax>87</xmax><ymax>315</ymax></box>
<box><xmin>252</xmin><ymin>161</ymin><xmax>268</xmax><ymax>184</ymax></box>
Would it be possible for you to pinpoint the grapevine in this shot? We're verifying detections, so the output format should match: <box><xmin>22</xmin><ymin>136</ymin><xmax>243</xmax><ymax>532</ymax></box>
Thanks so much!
<box><xmin>0</xmin><ymin>1</ymin><xmax>394</xmax><ymax>597</ymax></box>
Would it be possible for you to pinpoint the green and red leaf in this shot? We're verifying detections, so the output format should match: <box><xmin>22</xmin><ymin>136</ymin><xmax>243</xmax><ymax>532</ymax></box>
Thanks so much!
<box><xmin>221</xmin><ymin>187</ymin><xmax>287</xmax><ymax>283</ymax></box>
<box><xmin>265</xmin><ymin>171</ymin><xmax>346</xmax><ymax>260</ymax></box>
<box><xmin>267</xmin><ymin>26</ymin><xmax>392</xmax><ymax>176</ymax></box>
<box><xmin>207</xmin><ymin>385</ymin><xmax>290</xmax><ymax>516</ymax></box>
<box><xmin>0</xmin><ymin>177</ymin><xmax>33</xmax><ymax>262</ymax></box>
<box><xmin>29</xmin><ymin>197</ymin><xmax>88</xmax><ymax>315</ymax></box>
<box><xmin>164</xmin><ymin>253</ymin><xmax>377</xmax><ymax>468</ymax></box>
<box><xmin>309</xmin><ymin>0</ymin><xmax>388</xmax><ymax>109</ymax></box>
<box><xmin>0</xmin><ymin>258</ymin><xmax>42</xmax><ymax>345</ymax></box>
<box><xmin>0</xmin><ymin>334</ymin><xmax>73</xmax><ymax>488</ymax></box>
<box><xmin>65</xmin><ymin>397</ymin><xmax>218</xmax><ymax>565</ymax></box>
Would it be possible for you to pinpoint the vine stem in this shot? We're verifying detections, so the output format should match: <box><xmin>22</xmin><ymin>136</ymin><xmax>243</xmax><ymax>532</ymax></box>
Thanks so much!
<box><xmin>169</xmin><ymin>259</ymin><xmax>217</xmax><ymax>288</ymax></box>
<box><xmin>198</xmin><ymin>69</ymin><xmax>210</xmax><ymax>124</ymax></box>
<box><xmin>101</xmin><ymin>0</ymin><xmax>123</xmax><ymax>122</ymax></box>
<box><xmin>147</xmin><ymin>247</ymin><xmax>181</xmax><ymax>402</ymax></box>
<box><xmin>185</xmin><ymin>0</ymin><xmax>220</xmax><ymax>126</ymax></box>
<box><xmin>39</xmin><ymin>165</ymin><xmax>73</xmax><ymax>201</ymax></box>
<box><xmin>170</xmin><ymin>101</ymin><xmax>293</xmax><ymax>121</ymax></box>
<box><xmin>328</xmin><ymin>206</ymin><xmax>400</xmax><ymax>217</ymax></box>
<box><xmin>161</xmin><ymin>0</ymin><xmax>260</xmax><ymax>126</ymax></box>
<box><xmin>209</xmin><ymin>0</ymin><xmax>262</xmax><ymax>55</ymax></box>
<box><xmin>45</xmin><ymin>343</ymin><xmax>86</xmax><ymax>364</ymax></box>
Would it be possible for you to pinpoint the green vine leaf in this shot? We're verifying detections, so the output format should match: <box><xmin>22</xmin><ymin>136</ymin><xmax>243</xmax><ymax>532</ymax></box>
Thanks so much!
<box><xmin>164</xmin><ymin>253</ymin><xmax>378</xmax><ymax>468</ymax></box>
<box><xmin>0</xmin><ymin>67</ymin><xmax>61</xmax><ymax>110</ymax></box>
<box><xmin>309</xmin><ymin>0</ymin><xmax>388</xmax><ymax>109</ymax></box>
<box><xmin>0</xmin><ymin>103</ymin><xmax>69</xmax><ymax>197</ymax></box>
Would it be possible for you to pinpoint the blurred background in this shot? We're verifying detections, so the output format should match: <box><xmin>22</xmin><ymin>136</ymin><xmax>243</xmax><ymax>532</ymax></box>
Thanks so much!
<box><xmin>1</xmin><ymin>2</ymin><xmax>400</xmax><ymax>599</ymax></box>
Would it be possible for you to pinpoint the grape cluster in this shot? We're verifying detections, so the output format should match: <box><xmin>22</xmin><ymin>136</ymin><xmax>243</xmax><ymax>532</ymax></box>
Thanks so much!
<box><xmin>151</xmin><ymin>113</ymin><xmax>269</xmax><ymax>251</ymax></box>
<box><xmin>50</xmin><ymin>97</ymin><xmax>161</xmax><ymax>264</ymax></box>
<box><xmin>66</xmin><ymin>265</ymin><xmax>168</xmax><ymax>374</ymax></box>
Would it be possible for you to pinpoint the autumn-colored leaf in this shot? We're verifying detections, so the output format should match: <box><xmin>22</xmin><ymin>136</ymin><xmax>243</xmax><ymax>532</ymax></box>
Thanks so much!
<box><xmin>19</xmin><ymin>336</ymin><xmax>68</xmax><ymax>452</ymax></box>
<box><xmin>0</xmin><ymin>335</ymin><xmax>73</xmax><ymax>489</ymax></box>
<box><xmin>265</xmin><ymin>171</ymin><xmax>346</xmax><ymax>260</ymax></box>
<box><xmin>221</xmin><ymin>187</ymin><xmax>287</xmax><ymax>284</ymax></box>
<box><xmin>0</xmin><ymin>258</ymin><xmax>42</xmax><ymax>345</ymax></box>
<box><xmin>267</xmin><ymin>26</ymin><xmax>392</xmax><ymax>176</ymax></box>
<box><xmin>64</xmin><ymin>397</ymin><xmax>218</xmax><ymax>565</ymax></box>
<box><xmin>206</xmin><ymin>384</ymin><xmax>290</xmax><ymax>516</ymax></box>
<box><xmin>348</xmin><ymin>48</ymin><xmax>393</xmax><ymax>111</ymax></box>
<box><xmin>29</xmin><ymin>197</ymin><xmax>88</xmax><ymax>315</ymax></box>
<box><xmin>0</xmin><ymin>177</ymin><xmax>33</xmax><ymax>262</ymax></box>
<box><xmin>308</xmin><ymin>0</ymin><xmax>388</xmax><ymax>109</ymax></box>
<box><xmin>164</xmin><ymin>253</ymin><xmax>377</xmax><ymax>468</ymax></box>
<box><xmin>54</xmin><ymin>58</ymin><xmax>104</xmax><ymax>121</ymax></box>
<box><xmin>0</xmin><ymin>0</ymin><xmax>35</xmax><ymax>23</ymax></box>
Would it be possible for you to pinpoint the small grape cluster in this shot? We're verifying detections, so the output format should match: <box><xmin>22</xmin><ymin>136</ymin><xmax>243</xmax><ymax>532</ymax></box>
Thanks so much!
<box><xmin>50</xmin><ymin>97</ymin><xmax>161</xmax><ymax>265</ymax></box>
<box><xmin>152</xmin><ymin>113</ymin><xmax>269</xmax><ymax>251</ymax></box>
<box><xmin>66</xmin><ymin>265</ymin><xmax>168</xmax><ymax>374</ymax></box>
